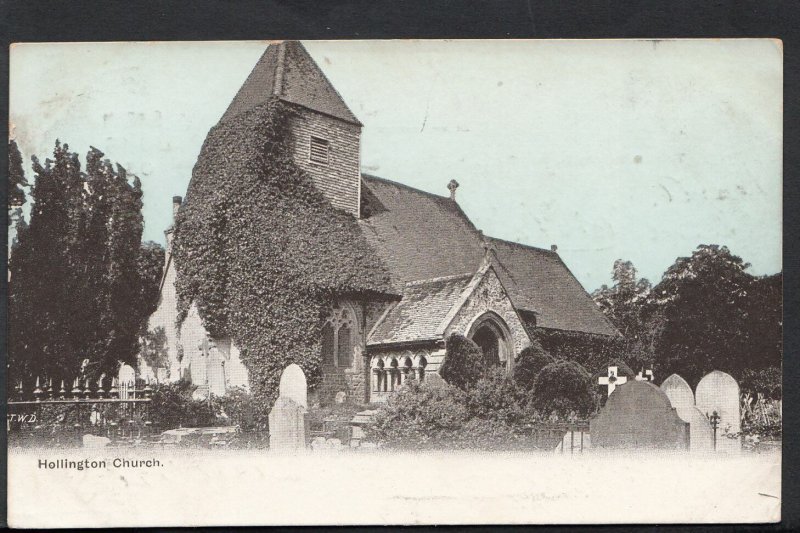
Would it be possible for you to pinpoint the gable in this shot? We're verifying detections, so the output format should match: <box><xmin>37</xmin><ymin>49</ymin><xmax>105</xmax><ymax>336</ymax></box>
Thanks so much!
<box><xmin>441</xmin><ymin>265</ymin><xmax>532</xmax><ymax>356</ymax></box>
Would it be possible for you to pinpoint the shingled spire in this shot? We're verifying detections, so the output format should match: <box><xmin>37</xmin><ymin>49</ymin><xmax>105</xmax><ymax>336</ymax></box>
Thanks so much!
<box><xmin>220</xmin><ymin>41</ymin><xmax>362</xmax><ymax>126</ymax></box>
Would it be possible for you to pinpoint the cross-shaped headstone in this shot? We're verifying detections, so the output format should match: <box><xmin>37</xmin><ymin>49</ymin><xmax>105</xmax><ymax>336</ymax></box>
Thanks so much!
<box><xmin>598</xmin><ymin>366</ymin><xmax>627</xmax><ymax>397</ymax></box>
<box><xmin>635</xmin><ymin>368</ymin><xmax>654</xmax><ymax>382</ymax></box>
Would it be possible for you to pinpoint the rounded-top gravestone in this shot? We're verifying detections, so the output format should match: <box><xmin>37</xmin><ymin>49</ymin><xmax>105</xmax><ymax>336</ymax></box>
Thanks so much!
<box><xmin>278</xmin><ymin>363</ymin><xmax>308</xmax><ymax>410</ymax></box>
<box><xmin>590</xmin><ymin>380</ymin><xmax>689</xmax><ymax>450</ymax></box>
<box><xmin>695</xmin><ymin>370</ymin><xmax>740</xmax><ymax>435</ymax></box>
<box><xmin>660</xmin><ymin>374</ymin><xmax>694</xmax><ymax>412</ymax></box>
<box><xmin>660</xmin><ymin>373</ymin><xmax>714</xmax><ymax>453</ymax></box>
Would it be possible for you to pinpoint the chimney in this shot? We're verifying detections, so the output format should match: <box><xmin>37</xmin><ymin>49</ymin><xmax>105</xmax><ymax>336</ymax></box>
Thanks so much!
<box><xmin>550</xmin><ymin>244</ymin><xmax>558</xmax><ymax>252</ymax></box>
<box><xmin>447</xmin><ymin>179</ymin><xmax>460</xmax><ymax>200</ymax></box>
<box><xmin>172</xmin><ymin>196</ymin><xmax>183</xmax><ymax>221</ymax></box>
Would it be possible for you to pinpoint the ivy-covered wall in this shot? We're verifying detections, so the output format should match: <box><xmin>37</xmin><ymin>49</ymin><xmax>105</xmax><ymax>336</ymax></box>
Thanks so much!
<box><xmin>171</xmin><ymin>99</ymin><xmax>393</xmax><ymax>413</ymax></box>
<box><xmin>532</xmin><ymin>327</ymin><xmax>624</xmax><ymax>375</ymax></box>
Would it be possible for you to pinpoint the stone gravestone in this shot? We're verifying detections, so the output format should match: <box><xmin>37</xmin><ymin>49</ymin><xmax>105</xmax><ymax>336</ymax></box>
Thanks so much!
<box><xmin>695</xmin><ymin>370</ymin><xmax>741</xmax><ymax>453</ymax></box>
<box><xmin>269</xmin><ymin>364</ymin><xmax>309</xmax><ymax>452</ymax></box>
<box><xmin>279</xmin><ymin>363</ymin><xmax>308</xmax><ymax>409</ymax></box>
<box><xmin>118</xmin><ymin>363</ymin><xmax>136</xmax><ymax>400</ymax></box>
<box><xmin>660</xmin><ymin>374</ymin><xmax>714</xmax><ymax>453</ymax></box>
<box><xmin>590</xmin><ymin>381</ymin><xmax>689</xmax><ymax>451</ymax></box>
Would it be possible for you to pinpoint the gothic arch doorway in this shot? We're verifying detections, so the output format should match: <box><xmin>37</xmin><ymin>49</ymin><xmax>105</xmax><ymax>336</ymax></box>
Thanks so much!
<box><xmin>467</xmin><ymin>312</ymin><xmax>514</xmax><ymax>372</ymax></box>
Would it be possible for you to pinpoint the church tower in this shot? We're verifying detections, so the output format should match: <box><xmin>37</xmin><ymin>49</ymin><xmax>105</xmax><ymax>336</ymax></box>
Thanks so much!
<box><xmin>220</xmin><ymin>41</ymin><xmax>363</xmax><ymax>217</ymax></box>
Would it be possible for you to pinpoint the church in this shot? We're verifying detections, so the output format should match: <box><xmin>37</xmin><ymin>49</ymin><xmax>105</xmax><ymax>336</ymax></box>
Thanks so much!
<box><xmin>144</xmin><ymin>41</ymin><xmax>619</xmax><ymax>404</ymax></box>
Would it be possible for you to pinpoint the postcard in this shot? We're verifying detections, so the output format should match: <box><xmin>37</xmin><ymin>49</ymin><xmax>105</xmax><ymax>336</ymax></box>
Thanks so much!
<box><xmin>7</xmin><ymin>39</ymin><xmax>782</xmax><ymax>527</ymax></box>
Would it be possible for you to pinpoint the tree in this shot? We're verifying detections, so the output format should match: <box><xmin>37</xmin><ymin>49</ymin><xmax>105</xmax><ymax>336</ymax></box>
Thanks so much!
<box><xmin>8</xmin><ymin>140</ymin><xmax>28</xmax><ymax>225</ymax></box>
<box><xmin>650</xmin><ymin>245</ymin><xmax>756</xmax><ymax>386</ymax></box>
<box><xmin>592</xmin><ymin>259</ymin><xmax>653</xmax><ymax>369</ymax></box>
<box><xmin>440</xmin><ymin>333</ymin><xmax>485</xmax><ymax>390</ymax></box>
<box><xmin>136</xmin><ymin>241</ymin><xmax>166</xmax><ymax>333</ymax></box>
<box><xmin>8</xmin><ymin>141</ymin><xmax>156</xmax><ymax>386</ymax></box>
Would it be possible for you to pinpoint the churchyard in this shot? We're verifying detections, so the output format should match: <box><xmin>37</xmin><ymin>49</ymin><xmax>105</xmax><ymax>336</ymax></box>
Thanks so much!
<box><xmin>7</xmin><ymin>357</ymin><xmax>781</xmax><ymax>457</ymax></box>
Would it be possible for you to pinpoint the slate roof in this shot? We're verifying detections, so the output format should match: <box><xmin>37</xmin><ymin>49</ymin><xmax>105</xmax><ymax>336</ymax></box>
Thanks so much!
<box><xmin>359</xmin><ymin>174</ymin><xmax>620</xmax><ymax>338</ymax></box>
<box><xmin>368</xmin><ymin>273</ymin><xmax>474</xmax><ymax>346</ymax></box>
<box><xmin>488</xmin><ymin>238</ymin><xmax>619</xmax><ymax>336</ymax></box>
<box><xmin>359</xmin><ymin>174</ymin><xmax>486</xmax><ymax>291</ymax></box>
<box><xmin>220</xmin><ymin>41</ymin><xmax>362</xmax><ymax>126</ymax></box>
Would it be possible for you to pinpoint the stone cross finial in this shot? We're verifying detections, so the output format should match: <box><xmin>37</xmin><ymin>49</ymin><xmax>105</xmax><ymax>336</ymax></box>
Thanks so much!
<box><xmin>447</xmin><ymin>179</ymin><xmax>459</xmax><ymax>200</ymax></box>
<box><xmin>598</xmin><ymin>366</ymin><xmax>627</xmax><ymax>397</ymax></box>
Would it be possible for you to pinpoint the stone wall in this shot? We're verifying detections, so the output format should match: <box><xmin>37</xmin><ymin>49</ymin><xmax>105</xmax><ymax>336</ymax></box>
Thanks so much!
<box><xmin>288</xmin><ymin>107</ymin><xmax>361</xmax><ymax>217</ymax></box>
<box><xmin>145</xmin><ymin>240</ymin><xmax>185</xmax><ymax>381</ymax></box>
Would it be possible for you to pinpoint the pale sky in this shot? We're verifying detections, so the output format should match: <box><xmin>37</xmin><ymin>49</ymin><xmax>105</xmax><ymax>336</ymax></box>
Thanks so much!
<box><xmin>9</xmin><ymin>39</ymin><xmax>782</xmax><ymax>291</ymax></box>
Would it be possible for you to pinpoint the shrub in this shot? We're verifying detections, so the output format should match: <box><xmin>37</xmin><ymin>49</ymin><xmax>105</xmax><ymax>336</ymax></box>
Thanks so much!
<box><xmin>149</xmin><ymin>380</ymin><xmax>217</xmax><ymax>429</ymax></box>
<box><xmin>532</xmin><ymin>361</ymin><xmax>595</xmax><ymax>418</ymax></box>
<box><xmin>367</xmin><ymin>381</ymin><xmax>469</xmax><ymax>448</ymax></box>
<box><xmin>466</xmin><ymin>368</ymin><xmax>527</xmax><ymax>425</ymax></box>
<box><xmin>440</xmin><ymin>333</ymin><xmax>485</xmax><ymax>390</ymax></box>
<box><xmin>445</xmin><ymin>418</ymin><xmax>536</xmax><ymax>451</ymax></box>
<box><xmin>212</xmin><ymin>387</ymin><xmax>263</xmax><ymax>431</ymax></box>
<box><xmin>513</xmin><ymin>346</ymin><xmax>555</xmax><ymax>390</ymax></box>
<box><xmin>740</xmin><ymin>367</ymin><xmax>782</xmax><ymax>399</ymax></box>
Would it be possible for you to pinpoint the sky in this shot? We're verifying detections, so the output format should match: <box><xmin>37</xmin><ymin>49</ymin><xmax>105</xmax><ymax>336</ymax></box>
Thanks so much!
<box><xmin>9</xmin><ymin>39</ymin><xmax>782</xmax><ymax>291</ymax></box>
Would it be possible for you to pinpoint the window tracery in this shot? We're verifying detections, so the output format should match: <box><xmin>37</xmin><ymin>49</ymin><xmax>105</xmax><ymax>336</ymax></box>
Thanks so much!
<box><xmin>321</xmin><ymin>305</ymin><xmax>356</xmax><ymax>368</ymax></box>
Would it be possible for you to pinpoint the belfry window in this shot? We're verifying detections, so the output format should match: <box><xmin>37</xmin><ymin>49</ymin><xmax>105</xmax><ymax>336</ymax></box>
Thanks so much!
<box><xmin>309</xmin><ymin>136</ymin><xmax>329</xmax><ymax>164</ymax></box>
<box><xmin>321</xmin><ymin>305</ymin><xmax>356</xmax><ymax>368</ymax></box>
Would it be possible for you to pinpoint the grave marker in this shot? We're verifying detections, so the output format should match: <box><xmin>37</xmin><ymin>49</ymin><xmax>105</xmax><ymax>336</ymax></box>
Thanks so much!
<box><xmin>269</xmin><ymin>364</ymin><xmax>309</xmax><ymax>452</ymax></box>
<box><xmin>660</xmin><ymin>374</ymin><xmax>713</xmax><ymax>453</ymax></box>
<box><xmin>695</xmin><ymin>370</ymin><xmax>741</xmax><ymax>453</ymax></box>
<box><xmin>590</xmin><ymin>381</ymin><xmax>689</xmax><ymax>450</ymax></box>
<box><xmin>278</xmin><ymin>363</ymin><xmax>308</xmax><ymax>409</ymax></box>
<box><xmin>598</xmin><ymin>366</ymin><xmax>627</xmax><ymax>396</ymax></box>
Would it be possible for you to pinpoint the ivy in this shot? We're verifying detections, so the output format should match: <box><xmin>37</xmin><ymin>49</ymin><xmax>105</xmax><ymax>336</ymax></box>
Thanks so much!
<box><xmin>172</xmin><ymin>99</ymin><xmax>392</xmax><ymax>412</ymax></box>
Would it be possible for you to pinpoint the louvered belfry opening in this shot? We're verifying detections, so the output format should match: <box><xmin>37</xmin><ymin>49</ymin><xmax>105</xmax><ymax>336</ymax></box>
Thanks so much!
<box><xmin>309</xmin><ymin>136</ymin><xmax>329</xmax><ymax>164</ymax></box>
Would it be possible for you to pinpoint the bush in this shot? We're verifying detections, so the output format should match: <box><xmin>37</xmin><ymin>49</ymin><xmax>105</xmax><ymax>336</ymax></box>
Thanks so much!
<box><xmin>368</xmin><ymin>381</ymin><xmax>469</xmax><ymax>448</ymax></box>
<box><xmin>466</xmin><ymin>368</ymin><xmax>527</xmax><ymax>425</ymax></box>
<box><xmin>440</xmin><ymin>333</ymin><xmax>485</xmax><ymax>390</ymax></box>
<box><xmin>740</xmin><ymin>367</ymin><xmax>781</xmax><ymax>399</ymax></box>
<box><xmin>532</xmin><ymin>361</ymin><xmax>595</xmax><ymax>418</ymax></box>
<box><xmin>212</xmin><ymin>387</ymin><xmax>264</xmax><ymax>431</ymax></box>
<box><xmin>513</xmin><ymin>346</ymin><xmax>555</xmax><ymax>390</ymax></box>
<box><xmin>149</xmin><ymin>380</ymin><xmax>217</xmax><ymax>429</ymax></box>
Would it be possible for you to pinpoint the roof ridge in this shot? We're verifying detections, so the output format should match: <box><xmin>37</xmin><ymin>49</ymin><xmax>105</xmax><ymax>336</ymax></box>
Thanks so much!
<box><xmin>405</xmin><ymin>272</ymin><xmax>475</xmax><ymax>287</ymax></box>
<box><xmin>487</xmin><ymin>235</ymin><xmax>559</xmax><ymax>255</ymax></box>
<box><xmin>361</xmin><ymin>173</ymin><xmax>452</xmax><ymax>202</ymax></box>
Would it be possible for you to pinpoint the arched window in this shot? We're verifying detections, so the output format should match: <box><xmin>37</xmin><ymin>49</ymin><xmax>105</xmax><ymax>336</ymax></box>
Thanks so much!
<box><xmin>373</xmin><ymin>358</ymin><xmax>385</xmax><ymax>392</ymax></box>
<box><xmin>321</xmin><ymin>323</ymin><xmax>335</xmax><ymax>366</ymax></box>
<box><xmin>320</xmin><ymin>305</ymin><xmax>357</xmax><ymax>368</ymax></box>
<box><xmin>418</xmin><ymin>356</ymin><xmax>427</xmax><ymax>382</ymax></box>
<box><xmin>389</xmin><ymin>358</ymin><xmax>400</xmax><ymax>391</ymax></box>
<box><xmin>337</xmin><ymin>323</ymin><xmax>352</xmax><ymax>367</ymax></box>
<box><xmin>401</xmin><ymin>357</ymin><xmax>413</xmax><ymax>385</ymax></box>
